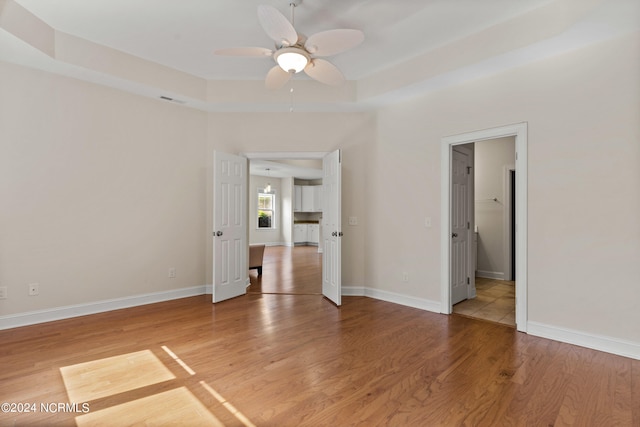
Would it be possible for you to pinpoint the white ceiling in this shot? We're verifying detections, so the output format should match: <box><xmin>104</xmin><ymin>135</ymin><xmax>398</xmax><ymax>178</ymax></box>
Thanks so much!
<box><xmin>10</xmin><ymin>0</ymin><xmax>556</xmax><ymax>80</ymax></box>
<box><xmin>1</xmin><ymin>0</ymin><xmax>638</xmax><ymax>111</ymax></box>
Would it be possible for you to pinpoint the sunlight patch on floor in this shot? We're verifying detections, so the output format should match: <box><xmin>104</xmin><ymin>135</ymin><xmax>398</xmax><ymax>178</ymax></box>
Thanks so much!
<box><xmin>200</xmin><ymin>381</ymin><xmax>257</xmax><ymax>427</ymax></box>
<box><xmin>60</xmin><ymin>350</ymin><xmax>175</xmax><ymax>403</ymax></box>
<box><xmin>75</xmin><ymin>387</ymin><xmax>224</xmax><ymax>427</ymax></box>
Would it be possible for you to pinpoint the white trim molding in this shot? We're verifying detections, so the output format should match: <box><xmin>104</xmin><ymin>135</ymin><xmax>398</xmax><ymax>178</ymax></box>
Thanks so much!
<box><xmin>476</xmin><ymin>270</ymin><xmax>505</xmax><ymax>280</ymax></box>
<box><xmin>342</xmin><ymin>286</ymin><xmax>366</xmax><ymax>296</ymax></box>
<box><xmin>243</xmin><ymin>152</ymin><xmax>328</xmax><ymax>160</ymax></box>
<box><xmin>441</xmin><ymin>122</ymin><xmax>528</xmax><ymax>333</ymax></box>
<box><xmin>0</xmin><ymin>286</ymin><xmax>207</xmax><ymax>330</ymax></box>
<box><xmin>528</xmin><ymin>321</ymin><xmax>640</xmax><ymax>361</ymax></box>
<box><xmin>343</xmin><ymin>285</ymin><xmax>440</xmax><ymax>313</ymax></box>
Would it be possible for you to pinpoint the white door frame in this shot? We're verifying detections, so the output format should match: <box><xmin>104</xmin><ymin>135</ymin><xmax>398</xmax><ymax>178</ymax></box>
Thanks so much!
<box><xmin>503</xmin><ymin>165</ymin><xmax>516</xmax><ymax>281</ymax></box>
<box><xmin>441</xmin><ymin>123</ymin><xmax>528</xmax><ymax>332</ymax></box>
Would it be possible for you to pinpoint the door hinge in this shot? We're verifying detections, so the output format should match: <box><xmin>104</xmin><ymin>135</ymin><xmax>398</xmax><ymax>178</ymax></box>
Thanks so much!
<box><xmin>467</xmin><ymin>222</ymin><xmax>470</xmax><ymax>229</ymax></box>
<box><xmin>466</xmin><ymin>166</ymin><xmax>472</xmax><ymax>174</ymax></box>
<box><xmin>467</xmin><ymin>277</ymin><xmax>470</xmax><ymax>285</ymax></box>
<box><xmin>515</xmin><ymin>152</ymin><xmax>518</xmax><ymax>160</ymax></box>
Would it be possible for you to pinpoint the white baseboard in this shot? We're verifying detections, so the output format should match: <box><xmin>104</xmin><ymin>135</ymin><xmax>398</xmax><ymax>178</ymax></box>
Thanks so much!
<box><xmin>265</xmin><ymin>242</ymin><xmax>285</xmax><ymax>247</ymax></box>
<box><xmin>476</xmin><ymin>270</ymin><xmax>505</xmax><ymax>280</ymax></box>
<box><xmin>528</xmin><ymin>321</ymin><xmax>640</xmax><ymax>361</ymax></box>
<box><xmin>4</xmin><ymin>284</ymin><xmax>637</xmax><ymax>361</ymax></box>
<box><xmin>361</xmin><ymin>287</ymin><xmax>441</xmax><ymax>314</ymax></box>
<box><xmin>0</xmin><ymin>286</ymin><xmax>207</xmax><ymax>330</ymax></box>
<box><xmin>342</xmin><ymin>286</ymin><xmax>365</xmax><ymax>296</ymax></box>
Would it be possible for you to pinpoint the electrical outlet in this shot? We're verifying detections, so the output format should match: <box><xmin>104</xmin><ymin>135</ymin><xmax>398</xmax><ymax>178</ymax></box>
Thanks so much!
<box><xmin>402</xmin><ymin>272</ymin><xmax>409</xmax><ymax>283</ymax></box>
<box><xmin>169</xmin><ymin>268</ymin><xmax>176</xmax><ymax>278</ymax></box>
<box><xmin>0</xmin><ymin>286</ymin><xmax>7</xmax><ymax>299</ymax></box>
<box><xmin>28</xmin><ymin>283</ymin><xmax>39</xmax><ymax>296</ymax></box>
<box><xmin>425</xmin><ymin>217</ymin><xmax>432</xmax><ymax>228</ymax></box>
<box><xmin>348</xmin><ymin>216</ymin><xmax>358</xmax><ymax>226</ymax></box>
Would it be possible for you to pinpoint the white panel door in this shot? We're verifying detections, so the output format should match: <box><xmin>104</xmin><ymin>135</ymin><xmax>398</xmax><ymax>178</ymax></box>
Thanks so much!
<box><xmin>213</xmin><ymin>151</ymin><xmax>248</xmax><ymax>303</ymax></box>
<box><xmin>322</xmin><ymin>150</ymin><xmax>342</xmax><ymax>306</ymax></box>
<box><xmin>451</xmin><ymin>147</ymin><xmax>471</xmax><ymax>305</ymax></box>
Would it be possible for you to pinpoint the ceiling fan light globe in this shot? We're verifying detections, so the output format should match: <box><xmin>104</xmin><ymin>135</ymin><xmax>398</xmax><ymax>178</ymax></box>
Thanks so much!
<box><xmin>274</xmin><ymin>48</ymin><xmax>309</xmax><ymax>74</ymax></box>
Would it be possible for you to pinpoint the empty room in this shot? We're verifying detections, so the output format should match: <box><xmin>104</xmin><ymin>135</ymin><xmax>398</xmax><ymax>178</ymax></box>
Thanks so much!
<box><xmin>1</xmin><ymin>1</ymin><xmax>639</xmax><ymax>425</ymax></box>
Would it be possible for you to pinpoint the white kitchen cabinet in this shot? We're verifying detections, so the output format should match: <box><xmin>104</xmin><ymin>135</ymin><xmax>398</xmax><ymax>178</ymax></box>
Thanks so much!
<box><xmin>295</xmin><ymin>185</ymin><xmax>322</xmax><ymax>212</ymax></box>
<box><xmin>293</xmin><ymin>223</ymin><xmax>319</xmax><ymax>245</ymax></box>
<box><xmin>294</xmin><ymin>185</ymin><xmax>302</xmax><ymax>212</ymax></box>
<box><xmin>307</xmin><ymin>224</ymin><xmax>319</xmax><ymax>244</ymax></box>
<box><xmin>301</xmin><ymin>186</ymin><xmax>315</xmax><ymax>212</ymax></box>
<box><xmin>293</xmin><ymin>224</ymin><xmax>307</xmax><ymax>243</ymax></box>
<box><xmin>314</xmin><ymin>186</ymin><xmax>323</xmax><ymax>212</ymax></box>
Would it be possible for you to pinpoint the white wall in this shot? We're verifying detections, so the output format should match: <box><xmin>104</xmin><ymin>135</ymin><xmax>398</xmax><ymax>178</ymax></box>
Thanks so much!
<box><xmin>0</xmin><ymin>61</ymin><xmax>374</xmax><ymax>321</ymax></box>
<box><xmin>249</xmin><ymin>175</ymin><xmax>283</xmax><ymax>245</ymax></box>
<box><xmin>474</xmin><ymin>137</ymin><xmax>515</xmax><ymax>279</ymax></box>
<box><xmin>281</xmin><ymin>176</ymin><xmax>294</xmax><ymax>246</ymax></box>
<box><xmin>370</xmin><ymin>33</ymin><xmax>640</xmax><ymax>344</ymax></box>
<box><xmin>0</xmin><ymin>62</ymin><xmax>207</xmax><ymax>317</ymax></box>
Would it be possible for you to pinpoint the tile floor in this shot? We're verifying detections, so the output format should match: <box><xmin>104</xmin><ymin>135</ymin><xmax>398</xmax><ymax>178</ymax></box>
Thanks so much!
<box><xmin>453</xmin><ymin>277</ymin><xmax>515</xmax><ymax>326</ymax></box>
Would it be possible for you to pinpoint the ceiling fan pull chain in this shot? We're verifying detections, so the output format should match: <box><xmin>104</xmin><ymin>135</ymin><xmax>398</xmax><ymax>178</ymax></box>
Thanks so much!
<box><xmin>289</xmin><ymin>85</ymin><xmax>295</xmax><ymax>113</ymax></box>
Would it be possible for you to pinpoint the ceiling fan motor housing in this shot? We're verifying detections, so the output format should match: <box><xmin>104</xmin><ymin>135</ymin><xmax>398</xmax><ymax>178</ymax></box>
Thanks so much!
<box><xmin>274</xmin><ymin>47</ymin><xmax>310</xmax><ymax>73</ymax></box>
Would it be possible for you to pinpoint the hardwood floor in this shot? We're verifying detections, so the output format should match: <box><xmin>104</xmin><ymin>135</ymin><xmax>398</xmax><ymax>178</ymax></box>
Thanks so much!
<box><xmin>1</xmin><ymin>282</ymin><xmax>639</xmax><ymax>425</ymax></box>
<box><xmin>453</xmin><ymin>278</ymin><xmax>516</xmax><ymax>326</ymax></box>
<box><xmin>249</xmin><ymin>245</ymin><xmax>321</xmax><ymax>295</ymax></box>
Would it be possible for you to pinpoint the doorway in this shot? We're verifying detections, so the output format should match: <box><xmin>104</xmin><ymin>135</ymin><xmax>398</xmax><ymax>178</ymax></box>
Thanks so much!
<box><xmin>450</xmin><ymin>138</ymin><xmax>516</xmax><ymax>326</ymax></box>
<box><xmin>243</xmin><ymin>151</ymin><xmax>342</xmax><ymax>305</ymax></box>
<box><xmin>248</xmin><ymin>158</ymin><xmax>323</xmax><ymax>295</ymax></box>
<box><xmin>440</xmin><ymin>123</ymin><xmax>528</xmax><ymax>333</ymax></box>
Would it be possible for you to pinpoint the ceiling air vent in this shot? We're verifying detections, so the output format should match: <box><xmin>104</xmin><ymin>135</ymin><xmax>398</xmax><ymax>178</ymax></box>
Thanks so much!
<box><xmin>159</xmin><ymin>95</ymin><xmax>186</xmax><ymax>104</ymax></box>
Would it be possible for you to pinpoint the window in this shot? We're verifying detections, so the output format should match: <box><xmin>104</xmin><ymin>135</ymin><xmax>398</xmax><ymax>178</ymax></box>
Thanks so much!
<box><xmin>257</xmin><ymin>189</ymin><xmax>275</xmax><ymax>229</ymax></box>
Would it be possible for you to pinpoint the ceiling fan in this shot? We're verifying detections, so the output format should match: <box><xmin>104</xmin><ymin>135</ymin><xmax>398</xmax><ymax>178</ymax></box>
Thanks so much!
<box><xmin>215</xmin><ymin>1</ymin><xmax>364</xmax><ymax>90</ymax></box>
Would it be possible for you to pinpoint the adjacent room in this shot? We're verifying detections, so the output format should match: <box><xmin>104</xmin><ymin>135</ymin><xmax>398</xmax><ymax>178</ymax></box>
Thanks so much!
<box><xmin>248</xmin><ymin>159</ymin><xmax>324</xmax><ymax>296</ymax></box>
<box><xmin>1</xmin><ymin>0</ymin><xmax>639</xmax><ymax>425</ymax></box>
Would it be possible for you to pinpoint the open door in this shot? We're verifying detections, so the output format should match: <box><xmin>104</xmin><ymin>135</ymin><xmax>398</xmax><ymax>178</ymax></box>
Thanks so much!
<box><xmin>451</xmin><ymin>146</ymin><xmax>472</xmax><ymax>305</ymax></box>
<box><xmin>322</xmin><ymin>150</ymin><xmax>342</xmax><ymax>306</ymax></box>
<box><xmin>213</xmin><ymin>151</ymin><xmax>249</xmax><ymax>303</ymax></box>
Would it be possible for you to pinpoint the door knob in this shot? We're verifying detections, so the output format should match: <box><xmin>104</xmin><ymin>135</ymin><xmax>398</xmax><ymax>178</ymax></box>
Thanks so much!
<box><xmin>451</xmin><ymin>232</ymin><xmax>458</xmax><ymax>238</ymax></box>
<box><xmin>331</xmin><ymin>231</ymin><xmax>337</xmax><ymax>237</ymax></box>
<box><xmin>215</xmin><ymin>231</ymin><xmax>223</xmax><ymax>237</ymax></box>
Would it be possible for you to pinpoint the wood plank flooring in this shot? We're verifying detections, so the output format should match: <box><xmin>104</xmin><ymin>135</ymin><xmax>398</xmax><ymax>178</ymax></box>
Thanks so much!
<box><xmin>248</xmin><ymin>246</ymin><xmax>321</xmax><ymax>295</ymax></box>
<box><xmin>1</xmin><ymin>260</ymin><xmax>639</xmax><ymax>425</ymax></box>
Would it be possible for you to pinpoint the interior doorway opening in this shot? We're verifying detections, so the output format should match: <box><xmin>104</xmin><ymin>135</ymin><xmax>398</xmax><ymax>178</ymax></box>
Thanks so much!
<box><xmin>244</xmin><ymin>150</ymin><xmax>343</xmax><ymax>306</ymax></box>
<box><xmin>440</xmin><ymin>123</ymin><xmax>528</xmax><ymax>333</ymax></box>
<box><xmin>451</xmin><ymin>137</ymin><xmax>516</xmax><ymax>326</ymax></box>
<box><xmin>244</xmin><ymin>152</ymin><xmax>331</xmax><ymax>298</ymax></box>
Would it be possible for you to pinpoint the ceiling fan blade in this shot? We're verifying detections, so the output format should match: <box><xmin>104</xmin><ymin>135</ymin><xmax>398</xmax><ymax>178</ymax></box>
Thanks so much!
<box><xmin>304</xmin><ymin>59</ymin><xmax>345</xmax><ymax>86</ymax></box>
<box><xmin>257</xmin><ymin>5</ymin><xmax>298</xmax><ymax>47</ymax></box>
<box><xmin>265</xmin><ymin>65</ymin><xmax>292</xmax><ymax>90</ymax></box>
<box><xmin>304</xmin><ymin>29</ymin><xmax>364</xmax><ymax>57</ymax></box>
<box><xmin>214</xmin><ymin>47</ymin><xmax>273</xmax><ymax>57</ymax></box>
